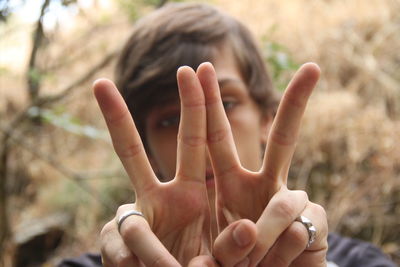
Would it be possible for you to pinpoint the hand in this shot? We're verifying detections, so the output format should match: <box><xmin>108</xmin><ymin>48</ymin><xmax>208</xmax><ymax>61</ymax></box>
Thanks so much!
<box><xmin>197</xmin><ymin>62</ymin><xmax>328</xmax><ymax>266</ymax></box>
<box><xmin>97</xmin><ymin>67</ymin><xmax>212</xmax><ymax>266</ymax></box>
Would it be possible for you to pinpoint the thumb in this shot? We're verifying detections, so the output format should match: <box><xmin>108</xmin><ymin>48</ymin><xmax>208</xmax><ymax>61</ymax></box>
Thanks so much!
<box><xmin>188</xmin><ymin>255</ymin><xmax>219</xmax><ymax>267</ymax></box>
<box><xmin>213</xmin><ymin>219</ymin><xmax>257</xmax><ymax>266</ymax></box>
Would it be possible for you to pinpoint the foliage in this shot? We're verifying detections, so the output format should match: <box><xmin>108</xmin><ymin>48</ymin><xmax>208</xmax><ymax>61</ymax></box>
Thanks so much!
<box><xmin>118</xmin><ymin>0</ymin><xmax>183</xmax><ymax>21</ymax></box>
<box><xmin>262</xmin><ymin>38</ymin><xmax>299</xmax><ymax>91</ymax></box>
<box><xmin>27</xmin><ymin>107</ymin><xmax>108</xmax><ymax>141</ymax></box>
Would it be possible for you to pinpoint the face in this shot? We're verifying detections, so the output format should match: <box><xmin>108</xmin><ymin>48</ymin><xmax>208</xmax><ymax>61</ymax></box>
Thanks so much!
<box><xmin>145</xmin><ymin>46</ymin><xmax>272</xmax><ymax>193</ymax></box>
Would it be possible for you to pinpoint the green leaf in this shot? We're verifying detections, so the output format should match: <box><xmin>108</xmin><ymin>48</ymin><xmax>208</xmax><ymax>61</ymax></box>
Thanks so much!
<box><xmin>261</xmin><ymin>39</ymin><xmax>299</xmax><ymax>91</ymax></box>
<box><xmin>27</xmin><ymin>107</ymin><xmax>108</xmax><ymax>141</ymax></box>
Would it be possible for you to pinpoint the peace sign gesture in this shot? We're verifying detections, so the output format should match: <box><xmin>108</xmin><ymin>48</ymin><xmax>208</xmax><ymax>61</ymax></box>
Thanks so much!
<box><xmin>97</xmin><ymin>60</ymin><xmax>328</xmax><ymax>267</ymax></box>
<box><xmin>96</xmin><ymin>67</ymin><xmax>212</xmax><ymax>267</ymax></box>
<box><xmin>196</xmin><ymin>61</ymin><xmax>328</xmax><ymax>266</ymax></box>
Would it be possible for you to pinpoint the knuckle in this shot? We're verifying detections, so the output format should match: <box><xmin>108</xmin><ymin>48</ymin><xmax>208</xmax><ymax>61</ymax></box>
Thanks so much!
<box><xmin>176</xmin><ymin>171</ymin><xmax>203</xmax><ymax>183</ymax></box>
<box><xmin>116</xmin><ymin>204</ymin><xmax>133</xmax><ymax>215</ymax></box>
<box><xmin>207</xmin><ymin>128</ymin><xmax>230</xmax><ymax>143</ymax></box>
<box><xmin>115</xmin><ymin>143</ymin><xmax>144</xmax><ymax>159</ymax></box>
<box><xmin>119</xmin><ymin>218</ymin><xmax>147</xmax><ymax>241</ymax></box>
<box><xmin>312</xmin><ymin>203</ymin><xmax>327</xmax><ymax>218</ymax></box>
<box><xmin>177</xmin><ymin>134</ymin><xmax>206</xmax><ymax>147</ymax></box>
<box><xmin>205</xmin><ymin>93</ymin><xmax>220</xmax><ymax>105</ymax></box>
<box><xmin>296</xmin><ymin>190</ymin><xmax>309</xmax><ymax>202</ymax></box>
<box><xmin>272</xmin><ymin>198</ymin><xmax>296</xmax><ymax>221</ymax></box>
<box><xmin>269</xmin><ymin>129</ymin><xmax>296</xmax><ymax>146</ymax></box>
<box><xmin>288</xmin><ymin>189</ymin><xmax>309</xmax><ymax>204</ymax></box>
<box><xmin>182</xmin><ymin>98</ymin><xmax>205</xmax><ymax>108</ymax></box>
<box><xmin>310</xmin><ymin>203</ymin><xmax>328</xmax><ymax>238</ymax></box>
<box><xmin>100</xmin><ymin>220</ymin><xmax>116</xmax><ymax>239</ymax></box>
<box><xmin>285</xmin><ymin>222</ymin><xmax>309</xmax><ymax>248</ymax></box>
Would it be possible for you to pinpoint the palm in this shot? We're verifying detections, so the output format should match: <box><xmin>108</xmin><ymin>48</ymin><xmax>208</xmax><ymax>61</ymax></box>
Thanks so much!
<box><xmin>138</xmin><ymin>181</ymin><xmax>211</xmax><ymax>262</ymax></box>
<box><xmin>216</xmin><ymin>174</ymin><xmax>279</xmax><ymax>228</ymax></box>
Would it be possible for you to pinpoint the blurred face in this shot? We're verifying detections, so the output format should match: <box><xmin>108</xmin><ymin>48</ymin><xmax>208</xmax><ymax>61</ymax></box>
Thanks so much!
<box><xmin>145</xmin><ymin>47</ymin><xmax>272</xmax><ymax>196</ymax></box>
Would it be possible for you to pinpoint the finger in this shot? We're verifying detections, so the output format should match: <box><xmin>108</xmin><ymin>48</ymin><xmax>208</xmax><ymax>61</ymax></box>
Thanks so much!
<box><xmin>118</xmin><ymin>209</ymin><xmax>181</xmax><ymax>267</ymax></box>
<box><xmin>262</xmin><ymin>63</ymin><xmax>320</xmax><ymax>184</ymax></box>
<box><xmin>258</xmin><ymin>222</ymin><xmax>308</xmax><ymax>267</ymax></box>
<box><xmin>247</xmin><ymin>189</ymin><xmax>308</xmax><ymax>266</ymax></box>
<box><xmin>93</xmin><ymin>79</ymin><xmax>157</xmax><ymax>194</ymax></box>
<box><xmin>188</xmin><ymin>255</ymin><xmax>219</xmax><ymax>267</ymax></box>
<box><xmin>289</xmin><ymin>204</ymin><xmax>328</xmax><ymax>267</ymax></box>
<box><xmin>100</xmin><ymin>219</ymin><xmax>141</xmax><ymax>267</ymax></box>
<box><xmin>259</xmin><ymin>203</ymin><xmax>327</xmax><ymax>267</ymax></box>
<box><xmin>197</xmin><ymin>62</ymin><xmax>241</xmax><ymax>177</ymax></box>
<box><xmin>213</xmin><ymin>219</ymin><xmax>257</xmax><ymax>267</ymax></box>
<box><xmin>175</xmin><ymin>66</ymin><xmax>207</xmax><ymax>183</ymax></box>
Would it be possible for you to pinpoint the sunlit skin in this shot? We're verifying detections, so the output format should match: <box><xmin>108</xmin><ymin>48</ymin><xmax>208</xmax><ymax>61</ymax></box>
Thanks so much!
<box><xmin>96</xmin><ymin>46</ymin><xmax>328</xmax><ymax>266</ymax></box>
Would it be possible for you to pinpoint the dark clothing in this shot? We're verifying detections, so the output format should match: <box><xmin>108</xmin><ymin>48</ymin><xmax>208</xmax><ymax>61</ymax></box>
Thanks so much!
<box><xmin>58</xmin><ymin>253</ymin><xmax>102</xmax><ymax>267</ymax></box>
<box><xmin>58</xmin><ymin>233</ymin><xmax>396</xmax><ymax>267</ymax></box>
<box><xmin>326</xmin><ymin>233</ymin><xmax>396</xmax><ymax>267</ymax></box>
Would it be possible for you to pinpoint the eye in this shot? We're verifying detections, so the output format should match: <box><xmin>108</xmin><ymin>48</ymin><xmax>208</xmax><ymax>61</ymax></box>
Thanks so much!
<box><xmin>158</xmin><ymin>114</ymin><xmax>180</xmax><ymax>128</ymax></box>
<box><xmin>222</xmin><ymin>99</ymin><xmax>237</xmax><ymax>111</ymax></box>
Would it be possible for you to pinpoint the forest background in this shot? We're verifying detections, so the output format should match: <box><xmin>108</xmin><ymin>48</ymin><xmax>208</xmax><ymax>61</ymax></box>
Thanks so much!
<box><xmin>0</xmin><ymin>0</ymin><xmax>399</xmax><ymax>266</ymax></box>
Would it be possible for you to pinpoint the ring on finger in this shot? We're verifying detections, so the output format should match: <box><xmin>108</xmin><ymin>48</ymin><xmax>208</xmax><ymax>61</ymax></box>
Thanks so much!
<box><xmin>116</xmin><ymin>210</ymin><xmax>145</xmax><ymax>233</ymax></box>
<box><xmin>295</xmin><ymin>215</ymin><xmax>316</xmax><ymax>248</ymax></box>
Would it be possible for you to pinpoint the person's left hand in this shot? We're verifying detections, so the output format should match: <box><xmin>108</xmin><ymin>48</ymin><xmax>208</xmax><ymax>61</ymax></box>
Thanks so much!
<box><xmin>195</xmin><ymin>62</ymin><xmax>328</xmax><ymax>266</ymax></box>
<box><xmin>95</xmin><ymin>67</ymin><xmax>213</xmax><ymax>266</ymax></box>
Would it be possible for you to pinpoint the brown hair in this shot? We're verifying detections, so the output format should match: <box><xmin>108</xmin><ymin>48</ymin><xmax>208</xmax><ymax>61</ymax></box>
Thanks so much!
<box><xmin>115</xmin><ymin>2</ymin><xmax>279</xmax><ymax>146</ymax></box>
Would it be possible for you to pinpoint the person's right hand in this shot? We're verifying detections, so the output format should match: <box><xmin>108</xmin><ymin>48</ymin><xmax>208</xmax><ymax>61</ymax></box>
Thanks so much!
<box><xmin>97</xmin><ymin>66</ymin><xmax>212</xmax><ymax>267</ymax></box>
<box><xmin>196</xmin><ymin>62</ymin><xmax>328</xmax><ymax>267</ymax></box>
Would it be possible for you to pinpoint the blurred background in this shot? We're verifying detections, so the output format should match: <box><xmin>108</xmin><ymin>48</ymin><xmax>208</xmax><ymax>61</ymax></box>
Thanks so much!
<box><xmin>0</xmin><ymin>0</ymin><xmax>399</xmax><ymax>266</ymax></box>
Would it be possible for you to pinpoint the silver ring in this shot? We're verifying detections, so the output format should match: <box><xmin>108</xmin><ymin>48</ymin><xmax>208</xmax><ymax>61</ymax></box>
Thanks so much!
<box><xmin>116</xmin><ymin>210</ymin><xmax>145</xmax><ymax>233</ymax></box>
<box><xmin>295</xmin><ymin>215</ymin><xmax>317</xmax><ymax>248</ymax></box>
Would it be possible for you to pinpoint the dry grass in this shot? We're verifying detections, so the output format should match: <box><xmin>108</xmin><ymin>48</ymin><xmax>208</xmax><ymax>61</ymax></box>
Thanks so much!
<box><xmin>218</xmin><ymin>0</ymin><xmax>400</xmax><ymax>262</ymax></box>
<box><xmin>219</xmin><ymin>0</ymin><xmax>400</xmax><ymax>261</ymax></box>
<box><xmin>1</xmin><ymin>0</ymin><xmax>399</xmax><ymax>265</ymax></box>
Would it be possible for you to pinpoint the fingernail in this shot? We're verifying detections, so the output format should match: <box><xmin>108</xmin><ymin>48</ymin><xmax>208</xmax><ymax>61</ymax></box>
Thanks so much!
<box><xmin>235</xmin><ymin>257</ymin><xmax>250</xmax><ymax>267</ymax></box>
<box><xmin>233</xmin><ymin>223</ymin><xmax>251</xmax><ymax>247</ymax></box>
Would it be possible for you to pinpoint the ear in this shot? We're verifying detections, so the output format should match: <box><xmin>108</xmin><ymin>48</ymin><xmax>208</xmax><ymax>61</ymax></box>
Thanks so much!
<box><xmin>260</xmin><ymin>112</ymin><xmax>273</xmax><ymax>145</ymax></box>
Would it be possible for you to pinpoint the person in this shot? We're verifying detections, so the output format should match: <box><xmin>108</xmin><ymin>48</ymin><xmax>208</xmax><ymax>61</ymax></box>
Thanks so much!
<box><xmin>59</xmin><ymin>2</ymin><xmax>396</xmax><ymax>267</ymax></box>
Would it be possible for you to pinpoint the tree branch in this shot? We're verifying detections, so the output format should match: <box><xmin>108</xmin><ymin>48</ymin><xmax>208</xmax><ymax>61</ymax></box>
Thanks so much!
<box><xmin>0</xmin><ymin>45</ymin><xmax>119</xmax><ymax>256</ymax></box>
<box><xmin>37</xmin><ymin>48</ymin><xmax>119</xmax><ymax>105</ymax></box>
<box><xmin>26</xmin><ymin>0</ymin><xmax>51</xmax><ymax>100</ymax></box>
<box><xmin>0</xmin><ymin>0</ymin><xmax>53</xmax><ymax>246</ymax></box>
<box><xmin>0</xmin><ymin>123</ymin><xmax>115</xmax><ymax>212</ymax></box>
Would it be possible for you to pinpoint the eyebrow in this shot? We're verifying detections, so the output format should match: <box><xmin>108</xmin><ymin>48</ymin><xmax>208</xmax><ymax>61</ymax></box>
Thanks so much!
<box><xmin>152</xmin><ymin>78</ymin><xmax>246</xmax><ymax>112</ymax></box>
<box><xmin>218</xmin><ymin>78</ymin><xmax>246</xmax><ymax>89</ymax></box>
